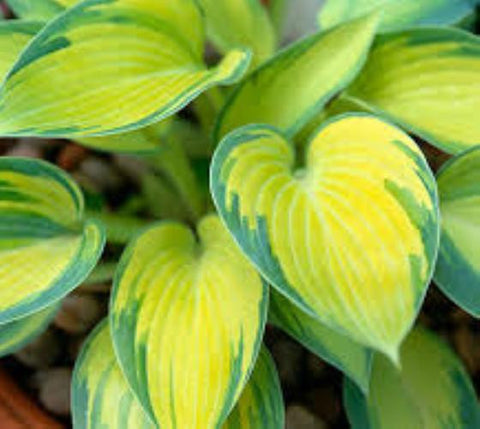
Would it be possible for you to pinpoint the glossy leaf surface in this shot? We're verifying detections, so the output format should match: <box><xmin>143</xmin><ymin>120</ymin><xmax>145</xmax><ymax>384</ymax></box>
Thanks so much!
<box><xmin>0</xmin><ymin>0</ymin><xmax>250</xmax><ymax>137</ymax></box>
<box><xmin>0</xmin><ymin>157</ymin><xmax>105</xmax><ymax>324</ymax></box>
<box><xmin>434</xmin><ymin>147</ymin><xmax>480</xmax><ymax>317</ymax></box>
<box><xmin>110</xmin><ymin>215</ymin><xmax>268</xmax><ymax>428</ymax></box>
<box><xmin>211</xmin><ymin>115</ymin><xmax>439</xmax><ymax>359</ymax></box>
<box><xmin>215</xmin><ymin>12</ymin><xmax>379</xmax><ymax>141</ymax></box>
<box><xmin>347</xmin><ymin>27</ymin><xmax>480</xmax><ymax>154</ymax></box>
<box><xmin>344</xmin><ymin>328</ymin><xmax>479</xmax><ymax>429</ymax></box>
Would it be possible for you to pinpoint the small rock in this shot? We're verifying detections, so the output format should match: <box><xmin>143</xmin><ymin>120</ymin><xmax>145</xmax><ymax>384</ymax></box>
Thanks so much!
<box><xmin>15</xmin><ymin>329</ymin><xmax>61</xmax><ymax>369</ymax></box>
<box><xmin>5</xmin><ymin>139</ymin><xmax>45</xmax><ymax>158</ymax></box>
<box><xmin>37</xmin><ymin>368</ymin><xmax>72</xmax><ymax>416</ymax></box>
<box><xmin>54</xmin><ymin>294</ymin><xmax>103</xmax><ymax>334</ymax></box>
<box><xmin>286</xmin><ymin>405</ymin><xmax>327</xmax><ymax>429</ymax></box>
<box><xmin>79</xmin><ymin>157</ymin><xmax>123</xmax><ymax>191</ymax></box>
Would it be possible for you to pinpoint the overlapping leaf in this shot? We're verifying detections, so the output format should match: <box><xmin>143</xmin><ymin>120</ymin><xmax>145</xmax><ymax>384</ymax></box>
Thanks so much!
<box><xmin>6</xmin><ymin>0</ymin><xmax>77</xmax><ymax>20</ymax></box>
<box><xmin>319</xmin><ymin>0</ymin><xmax>478</xmax><ymax>32</ymax></box>
<box><xmin>0</xmin><ymin>20</ymin><xmax>42</xmax><ymax>78</ymax></box>
<box><xmin>73</xmin><ymin>320</ymin><xmax>283</xmax><ymax>429</ymax></box>
<box><xmin>0</xmin><ymin>0</ymin><xmax>251</xmax><ymax>137</ymax></box>
<box><xmin>199</xmin><ymin>0</ymin><xmax>275</xmax><ymax>66</ymax></box>
<box><xmin>211</xmin><ymin>115</ymin><xmax>439</xmax><ymax>360</ymax></box>
<box><xmin>0</xmin><ymin>157</ymin><xmax>105</xmax><ymax>324</ymax></box>
<box><xmin>72</xmin><ymin>319</ymin><xmax>156</xmax><ymax>429</ymax></box>
<box><xmin>110</xmin><ymin>215</ymin><xmax>268</xmax><ymax>428</ymax></box>
<box><xmin>346</xmin><ymin>27</ymin><xmax>480</xmax><ymax>154</ymax></box>
<box><xmin>269</xmin><ymin>291</ymin><xmax>372</xmax><ymax>392</ymax></box>
<box><xmin>434</xmin><ymin>147</ymin><xmax>480</xmax><ymax>317</ymax></box>
<box><xmin>214</xmin><ymin>12</ymin><xmax>379</xmax><ymax>141</ymax></box>
<box><xmin>223</xmin><ymin>347</ymin><xmax>284</xmax><ymax>429</ymax></box>
<box><xmin>344</xmin><ymin>327</ymin><xmax>479</xmax><ymax>429</ymax></box>
<box><xmin>0</xmin><ymin>302</ymin><xmax>59</xmax><ymax>357</ymax></box>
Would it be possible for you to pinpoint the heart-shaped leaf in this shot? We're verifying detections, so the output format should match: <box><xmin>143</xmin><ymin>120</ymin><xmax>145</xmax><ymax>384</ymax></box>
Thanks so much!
<box><xmin>0</xmin><ymin>157</ymin><xmax>105</xmax><ymax>324</ymax></box>
<box><xmin>6</xmin><ymin>0</ymin><xmax>76</xmax><ymax>20</ymax></box>
<box><xmin>211</xmin><ymin>115</ymin><xmax>439</xmax><ymax>359</ymax></box>
<box><xmin>199</xmin><ymin>0</ymin><xmax>276</xmax><ymax>67</ymax></box>
<box><xmin>344</xmin><ymin>327</ymin><xmax>479</xmax><ymax>429</ymax></box>
<box><xmin>346</xmin><ymin>27</ymin><xmax>480</xmax><ymax>154</ymax></box>
<box><xmin>110</xmin><ymin>215</ymin><xmax>268</xmax><ymax>428</ymax></box>
<box><xmin>73</xmin><ymin>320</ymin><xmax>283</xmax><ymax>429</ymax></box>
<box><xmin>319</xmin><ymin>0</ymin><xmax>477</xmax><ymax>32</ymax></box>
<box><xmin>0</xmin><ymin>0</ymin><xmax>251</xmax><ymax>137</ymax></box>
<box><xmin>214</xmin><ymin>12</ymin><xmax>379</xmax><ymax>141</ymax></box>
<box><xmin>434</xmin><ymin>146</ymin><xmax>480</xmax><ymax>317</ymax></box>
<box><xmin>269</xmin><ymin>291</ymin><xmax>373</xmax><ymax>393</ymax></box>
<box><xmin>0</xmin><ymin>302</ymin><xmax>59</xmax><ymax>357</ymax></box>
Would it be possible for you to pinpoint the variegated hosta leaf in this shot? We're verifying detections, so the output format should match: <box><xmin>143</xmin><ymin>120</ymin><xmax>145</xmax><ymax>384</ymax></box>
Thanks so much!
<box><xmin>199</xmin><ymin>0</ymin><xmax>276</xmax><ymax>66</ymax></box>
<box><xmin>0</xmin><ymin>157</ymin><xmax>105</xmax><ymax>324</ymax></box>
<box><xmin>346</xmin><ymin>27</ymin><xmax>480</xmax><ymax>154</ymax></box>
<box><xmin>223</xmin><ymin>347</ymin><xmax>284</xmax><ymax>429</ymax></box>
<box><xmin>73</xmin><ymin>320</ymin><xmax>283</xmax><ymax>429</ymax></box>
<box><xmin>434</xmin><ymin>147</ymin><xmax>480</xmax><ymax>317</ymax></box>
<box><xmin>211</xmin><ymin>115</ymin><xmax>439</xmax><ymax>360</ymax></box>
<box><xmin>214</xmin><ymin>12</ymin><xmax>379</xmax><ymax>141</ymax></box>
<box><xmin>110</xmin><ymin>214</ymin><xmax>268</xmax><ymax>428</ymax></box>
<box><xmin>0</xmin><ymin>0</ymin><xmax>251</xmax><ymax>138</ymax></box>
<box><xmin>0</xmin><ymin>20</ymin><xmax>42</xmax><ymax>79</ymax></box>
<box><xmin>269</xmin><ymin>291</ymin><xmax>373</xmax><ymax>393</ymax></box>
<box><xmin>344</xmin><ymin>327</ymin><xmax>479</xmax><ymax>429</ymax></box>
<box><xmin>6</xmin><ymin>0</ymin><xmax>77</xmax><ymax>21</ymax></box>
<box><xmin>72</xmin><ymin>319</ymin><xmax>156</xmax><ymax>429</ymax></box>
<box><xmin>319</xmin><ymin>0</ymin><xmax>477</xmax><ymax>32</ymax></box>
<box><xmin>0</xmin><ymin>302</ymin><xmax>59</xmax><ymax>357</ymax></box>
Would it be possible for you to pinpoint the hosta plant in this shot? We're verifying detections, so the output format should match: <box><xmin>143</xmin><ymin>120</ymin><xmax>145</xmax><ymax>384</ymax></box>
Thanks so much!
<box><xmin>0</xmin><ymin>0</ymin><xmax>479</xmax><ymax>427</ymax></box>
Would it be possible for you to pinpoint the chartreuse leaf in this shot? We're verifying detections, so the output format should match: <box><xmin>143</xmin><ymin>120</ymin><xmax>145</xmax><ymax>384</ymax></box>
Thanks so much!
<box><xmin>214</xmin><ymin>12</ymin><xmax>379</xmax><ymax>141</ymax></box>
<box><xmin>434</xmin><ymin>147</ymin><xmax>480</xmax><ymax>317</ymax></box>
<box><xmin>269</xmin><ymin>291</ymin><xmax>372</xmax><ymax>393</ymax></box>
<box><xmin>211</xmin><ymin>115</ymin><xmax>439</xmax><ymax>360</ymax></box>
<box><xmin>0</xmin><ymin>0</ymin><xmax>251</xmax><ymax>138</ymax></box>
<box><xmin>199</xmin><ymin>0</ymin><xmax>276</xmax><ymax>66</ymax></box>
<box><xmin>75</xmin><ymin>120</ymin><xmax>173</xmax><ymax>154</ymax></box>
<box><xmin>72</xmin><ymin>319</ymin><xmax>156</xmax><ymax>429</ymax></box>
<box><xmin>0</xmin><ymin>302</ymin><xmax>59</xmax><ymax>357</ymax></box>
<box><xmin>6</xmin><ymin>0</ymin><xmax>77</xmax><ymax>20</ymax></box>
<box><xmin>0</xmin><ymin>157</ymin><xmax>105</xmax><ymax>324</ymax></box>
<box><xmin>223</xmin><ymin>347</ymin><xmax>284</xmax><ymax>429</ymax></box>
<box><xmin>346</xmin><ymin>27</ymin><xmax>480</xmax><ymax>154</ymax></box>
<box><xmin>344</xmin><ymin>327</ymin><xmax>479</xmax><ymax>429</ymax></box>
<box><xmin>73</xmin><ymin>320</ymin><xmax>282</xmax><ymax>429</ymax></box>
<box><xmin>110</xmin><ymin>214</ymin><xmax>268</xmax><ymax>428</ymax></box>
<box><xmin>319</xmin><ymin>0</ymin><xmax>478</xmax><ymax>32</ymax></box>
<box><xmin>0</xmin><ymin>20</ymin><xmax>42</xmax><ymax>78</ymax></box>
